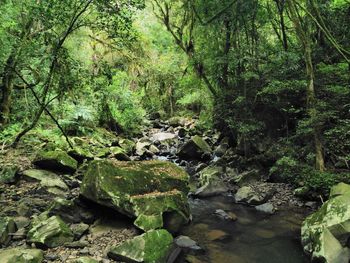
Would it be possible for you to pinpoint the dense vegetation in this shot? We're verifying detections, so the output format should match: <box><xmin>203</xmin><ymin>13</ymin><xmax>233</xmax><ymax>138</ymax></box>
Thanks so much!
<box><xmin>1</xmin><ymin>0</ymin><xmax>349</xmax><ymax>194</ymax></box>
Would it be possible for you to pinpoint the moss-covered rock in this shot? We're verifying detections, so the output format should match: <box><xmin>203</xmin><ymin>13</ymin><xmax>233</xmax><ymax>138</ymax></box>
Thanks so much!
<box><xmin>194</xmin><ymin>166</ymin><xmax>228</xmax><ymax>197</ymax></box>
<box><xmin>330</xmin><ymin>182</ymin><xmax>350</xmax><ymax>198</ymax></box>
<box><xmin>0</xmin><ymin>166</ymin><xmax>19</xmax><ymax>184</ymax></box>
<box><xmin>27</xmin><ymin>215</ymin><xmax>74</xmax><ymax>248</ymax></box>
<box><xmin>80</xmin><ymin>160</ymin><xmax>190</xmax><ymax>232</ymax></box>
<box><xmin>0</xmin><ymin>217</ymin><xmax>16</xmax><ymax>245</ymax></box>
<box><xmin>0</xmin><ymin>248</ymin><xmax>43</xmax><ymax>263</ymax></box>
<box><xmin>22</xmin><ymin>169</ymin><xmax>68</xmax><ymax>191</ymax></box>
<box><xmin>110</xmin><ymin>147</ymin><xmax>131</xmax><ymax>161</ymax></box>
<box><xmin>118</xmin><ymin>138</ymin><xmax>136</xmax><ymax>155</ymax></box>
<box><xmin>301</xmin><ymin>183</ymin><xmax>350</xmax><ymax>262</ymax></box>
<box><xmin>108</xmin><ymin>229</ymin><xmax>174</xmax><ymax>263</ymax></box>
<box><xmin>178</xmin><ymin>135</ymin><xmax>211</xmax><ymax>160</ymax></box>
<box><xmin>33</xmin><ymin>150</ymin><xmax>78</xmax><ymax>173</ymax></box>
<box><xmin>67</xmin><ymin>257</ymin><xmax>99</xmax><ymax>263</ymax></box>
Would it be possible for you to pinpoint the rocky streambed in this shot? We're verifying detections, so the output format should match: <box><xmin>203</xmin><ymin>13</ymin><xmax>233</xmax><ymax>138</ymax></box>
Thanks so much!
<box><xmin>1</xmin><ymin>116</ymin><xmax>349</xmax><ymax>263</ymax></box>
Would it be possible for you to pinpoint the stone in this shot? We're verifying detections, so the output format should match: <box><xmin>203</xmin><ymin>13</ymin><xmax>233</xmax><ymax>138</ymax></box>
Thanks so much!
<box><xmin>178</xmin><ymin>135</ymin><xmax>212</xmax><ymax>160</ymax></box>
<box><xmin>27</xmin><ymin>215</ymin><xmax>74</xmax><ymax>248</ymax></box>
<box><xmin>0</xmin><ymin>166</ymin><xmax>19</xmax><ymax>184</ymax></box>
<box><xmin>207</xmin><ymin>229</ymin><xmax>230</xmax><ymax>241</ymax></box>
<box><xmin>108</xmin><ymin>229</ymin><xmax>174</xmax><ymax>263</ymax></box>
<box><xmin>149</xmin><ymin>145</ymin><xmax>160</xmax><ymax>154</ymax></box>
<box><xmin>80</xmin><ymin>160</ymin><xmax>190</xmax><ymax>232</ymax></box>
<box><xmin>22</xmin><ymin>169</ymin><xmax>68</xmax><ymax>191</ymax></box>
<box><xmin>294</xmin><ymin>186</ymin><xmax>311</xmax><ymax>199</ymax></box>
<box><xmin>230</xmin><ymin>170</ymin><xmax>260</xmax><ymax>186</ymax></box>
<box><xmin>0</xmin><ymin>248</ymin><xmax>43</xmax><ymax>263</ymax></box>
<box><xmin>255</xmin><ymin>203</ymin><xmax>275</xmax><ymax>214</ymax></box>
<box><xmin>194</xmin><ymin>166</ymin><xmax>228</xmax><ymax>197</ymax></box>
<box><xmin>301</xmin><ymin>183</ymin><xmax>350</xmax><ymax>262</ymax></box>
<box><xmin>168</xmin><ymin>116</ymin><xmax>187</xmax><ymax>127</ymax></box>
<box><xmin>67</xmin><ymin>257</ymin><xmax>99</xmax><ymax>263</ymax></box>
<box><xmin>0</xmin><ymin>217</ymin><xmax>16</xmax><ymax>245</ymax></box>
<box><xmin>33</xmin><ymin>150</ymin><xmax>78</xmax><ymax>173</ymax></box>
<box><xmin>214</xmin><ymin>209</ymin><xmax>237</xmax><ymax>221</ymax></box>
<box><xmin>235</xmin><ymin>186</ymin><xmax>274</xmax><ymax>205</ymax></box>
<box><xmin>118</xmin><ymin>139</ymin><xmax>136</xmax><ymax>155</ymax></box>
<box><xmin>70</xmin><ymin>223</ymin><xmax>89</xmax><ymax>239</ymax></box>
<box><xmin>135</xmin><ymin>140</ymin><xmax>152</xmax><ymax>156</ymax></box>
<box><xmin>68</xmin><ymin>147</ymin><xmax>94</xmax><ymax>163</ymax></box>
<box><xmin>152</xmin><ymin>132</ymin><xmax>177</xmax><ymax>142</ymax></box>
<box><xmin>175</xmin><ymin>236</ymin><xmax>203</xmax><ymax>254</ymax></box>
<box><xmin>109</xmin><ymin>147</ymin><xmax>131</xmax><ymax>161</ymax></box>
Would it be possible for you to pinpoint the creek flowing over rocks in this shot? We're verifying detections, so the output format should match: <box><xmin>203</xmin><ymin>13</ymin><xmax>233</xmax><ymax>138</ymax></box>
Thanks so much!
<box><xmin>0</xmin><ymin>116</ymin><xmax>347</xmax><ymax>263</ymax></box>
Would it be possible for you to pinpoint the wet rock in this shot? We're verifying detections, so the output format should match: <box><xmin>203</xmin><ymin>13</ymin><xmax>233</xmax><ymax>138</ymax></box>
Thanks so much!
<box><xmin>207</xmin><ymin>229</ymin><xmax>230</xmax><ymax>242</ymax></box>
<box><xmin>301</xmin><ymin>183</ymin><xmax>350</xmax><ymax>262</ymax></box>
<box><xmin>0</xmin><ymin>248</ymin><xmax>43</xmax><ymax>263</ymax></box>
<box><xmin>152</xmin><ymin>132</ymin><xmax>177</xmax><ymax>142</ymax></box>
<box><xmin>108</xmin><ymin>229</ymin><xmax>174</xmax><ymax>263</ymax></box>
<box><xmin>178</xmin><ymin>135</ymin><xmax>212</xmax><ymax>160</ymax></box>
<box><xmin>149</xmin><ymin>145</ymin><xmax>160</xmax><ymax>154</ymax></box>
<box><xmin>67</xmin><ymin>257</ymin><xmax>99</xmax><ymax>263</ymax></box>
<box><xmin>135</xmin><ymin>139</ymin><xmax>152</xmax><ymax>156</ymax></box>
<box><xmin>27</xmin><ymin>214</ymin><xmax>74</xmax><ymax>248</ymax></box>
<box><xmin>0</xmin><ymin>165</ymin><xmax>19</xmax><ymax>184</ymax></box>
<box><xmin>255</xmin><ymin>203</ymin><xmax>275</xmax><ymax>214</ymax></box>
<box><xmin>293</xmin><ymin>186</ymin><xmax>311</xmax><ymax>199</ymax></box>
<box><xmin>22</xmin><ymin>169</ymin><xmax>68</xmax><ymax>192</ymax></box>
<box><xmin>80</xmin><ymin>160</ymin><xmax>190</xmax><ymax>232</ymax></box>
<box><xmin>175</xmin><ymin>236</ymin><xmax>203</xmax><ymax>254</ymax></box>
<box><xmin>194</xmin><ymin>166</ymin><xmax>228</xmax><ymax>198</ymax></box>
<box><xmin>235</xmin><ymin>186</ymin><xmax>274</xmax><ymax>205</ymax></box>
<box><xmin>33</xmin><ymin>150</ymin><xmax>78</xmax><ymax>173</ymax></box>
<box><xmin>0</xmin><ymin>217</ymin><xmax>16</xmax><ymax>245</ymax></box>
<box><xmin>214</xmin><ymin>209</ymin><xmax>237</xmax><ymax>221</ymax></box>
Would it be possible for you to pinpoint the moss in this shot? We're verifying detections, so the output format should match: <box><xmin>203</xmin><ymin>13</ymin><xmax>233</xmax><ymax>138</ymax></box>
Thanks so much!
<box><xmin>34</xmin><ymin>150</ymin><xmax>78</xmax><ymax>173</ymax></box>
<box><xmin>0</xmin><ymin>248</ymin><xmax>44</xmax><ymax>263</ymax></box>
<box><xmin>191</xmin><ymin>135</ymin><xmax>211</xmax><ymax>153</ymax></box>
<box><xmin>0</xmin><ymin>217</ymin><xmax>16</xmax><ymax>245</ymax></box>
<box><xmin>0</xmin><ymin>166</ymin><xmax>19</xmax><ymax>184</ymax></box>
<box><xmin>27</xmin><ymin>216</ymin><xmax>74</xmax><ymax>248</ymax></box>
<box><xmin>108</xmin><ymin>229</ymin><xmax>173</xmax><ymax>263</ymax></box>
<box><xmin>134</xmin><ymin>214</ymin><xmax>163</xmax><ymax>232</ymax></box>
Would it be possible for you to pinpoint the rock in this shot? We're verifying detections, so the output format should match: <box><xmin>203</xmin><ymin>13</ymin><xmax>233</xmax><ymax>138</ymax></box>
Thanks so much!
<box><xmin>207</xmin><ymin>229</ymin><xmax>230</xmax><ymax>242</ymax></box>
<box><xmin>255</xmin><ymin>203</ymin><xmax>275</xmax><ymax>214</ymax></box>
<box><xmin>48</xmin><ymin>198</ymin><xmax>95</xmax><ymax>224</ymax></box>
<box><xmin>152</xmin><ymin>132</ymin><xmax>177</xmax><ymax>142</ymax></box>
<box><xmin>0</xmin><ymin>248</ymin><xmax>43</xmax><ymax>263</ymax></box>
<box><xmin>168</xmin><ymin>116</ymin><xmax>187</xmax><ymax>127</ymax></box>
<box><xmin>214</xmin><ymin>209</ymin><xmax>237</xmax><ymax>221</ymax></box>
<box><xmin>118</xmin><ymin>139</ymin><xmax>136</xmax><ymax>155</ymax></box>
<box><xmin>301</xmin><ymin>182</ymin><xmax>350</xmax><ymax>262</ymax></box>
<box><xmin>27</xmin><ymin>215</ymin><xmax>74</xmax><ymax>248</ymax></box>
<box><xmin>135</xmin><ymin>140</ymin><xmax>152</xmax><ymax>156</ymax></box>
<box><xmin>33</xmin><ymin>150</ymin><xmax>78</xmax><ymax>173</ymax></box>
<box><xmin>68</xmin><ymin>147</ymin><xmax>94</xmax><ymax>163</ymax></box>
<box><xmin>108</xmin><ymin>229</ymin><xmax>174</xmax><ymax>263</ymax></box>
<box><xmin>175</xmin><ymin>236</ymin><xmax>203</xmax><ymax>254</ymax></box>
<box><xmin>235</xmin><ymin>186</ymin><xmax>274</xmax><ymax>205</ymax></box>
<box><xmin>80</xmin><ymin>160</ymin><xmax>190</xmax><ymax>232</ymax></box>
<box><xmin>0</xmin><ymin>165</ymin><xmax>19</xmax><ymax>184</ymax></box>
<box><xmin>214</xmin><ymin>143</ymin><xmax>228</xmax><ymax>157</ymax></box>
<box><xmin>149</xmin><ymin>145</ymin><xmax>160</xmax><ymax>154</ymax></box>
<box><xmin>109</xmin><ymin>147</ymin><xmax>131</xmax><ymax>161</ymax></box>
<box><xmin>70</xmin><ymin>223</ymin><xmax>89</xmax><ymax>239</ymax></box>
<box><xmin>0</xmin><ymin>217</ymin><xmax>16</xmax><ymax>245</ymax></box>
<box><xmin>67</xmin><ymin>257</ymin><xmax>99</xmax><ymax>263</ymax></box>
<box><xmin>230</xmin><ymin>170</ymin><xmax>260</xmax><ymax>186</ymax></box>
<box><xmin>178</xmin><ymin>135</ymin><xmax>212</xmax><ymax>160</ymax></box>
<box><xmin>194</xmin><ymin>166</ymin><xmax>228</xmax><ymax>197</ymax></box>
<box><xmin>294</xmin><ymin>186</ymin><xmax>311</xmax><ymax>199</ymax></box>
<box><xmin>22</xmin><ymin>169</ymin><xmax>68</xmax><ymax>192</ymax></box>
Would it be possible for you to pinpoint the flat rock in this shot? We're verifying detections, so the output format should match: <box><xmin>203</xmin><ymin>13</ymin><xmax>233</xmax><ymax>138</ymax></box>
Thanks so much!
<box><xmin>22</xmin><ymin>169</ymin><xmax>68</xmax><ymax>191</ymax></box>
<box><xmin>255</xmin><ymin>203</ymin><xmax>275</xmax><ymax>215</ymax></box>
<box><xmin>33</xmin><ymin>150</ymin><xmax>78</xmax><ymax>173</ymax></box>
<box><xmin>0</xmin><ymin>248</ymin><xmax>43</xmax><ymax>263</ymax></box>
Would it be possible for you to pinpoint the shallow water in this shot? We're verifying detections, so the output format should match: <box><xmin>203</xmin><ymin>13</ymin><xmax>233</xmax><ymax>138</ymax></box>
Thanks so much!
<box><xmin>178</xmin><ymin>196</ymin><xmax>310</xmax><ymax>263</ymax></box>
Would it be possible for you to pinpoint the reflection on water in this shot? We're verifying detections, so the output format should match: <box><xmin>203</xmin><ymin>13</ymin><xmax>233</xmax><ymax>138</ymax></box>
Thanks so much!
<box><xmin>178</xmin><ymin>196</ymin><xmax>310</xmax><ymax>263</ymax></box>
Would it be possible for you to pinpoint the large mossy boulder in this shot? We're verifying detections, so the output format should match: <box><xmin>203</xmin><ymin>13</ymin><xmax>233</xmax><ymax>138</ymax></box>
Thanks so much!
<box><xmin>80</xmin><ymin>160</ymin><xmax>190</xmax><ymax>232</ymax></box>
<box><xmin>108</xmin><ymin>229</ymin><xmax>174</xmax><ymax>263</ymax></box>
<box><xmin>0</xmin><ymin>248</ymin><xmax>43</xmax><ymax>263</ymax></box>
<box><xmin>33</xmin><ymin>150</ymin><xmax>78</xmax><ymax>173</ymax></box>
<box><xmin>27</xmin><ymin>214</ymin><xmax>74</xmax><ymax>248</ymax></box>
<box><xmin>0</xmin><ymin>217</ymin><xmax>16</xmax><ymax>245</ymax></box>
<box><xmin>301</xmin><ymin>183</ymin><xmax>350</xmax><ymax>262</ymax></box>
<box><xmin>178</xmin><ymin>135</ymin><xmax>211</xmax><ymax>160</ymax></box>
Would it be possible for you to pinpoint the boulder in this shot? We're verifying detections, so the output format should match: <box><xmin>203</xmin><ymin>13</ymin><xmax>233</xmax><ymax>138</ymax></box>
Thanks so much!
<box><xmin>230</xmin><ymin>170</ymin><xmax>260</xmax><ymax>186</ymax></box>
<box><xmin>109</xmin><ymin>147</ymin><xmax>131</xmax><ymax>161</ymax></box>
<box><xmin>214</xmin><ymin>209</ymin><xmax>237</xmax><ymax>221</ymax></box>
<box><xmin>0</xmin><ymin>217</ymin><xmax>16</xmax><ymax>245</ymax></box>
<box><xmin>135</xmin><ymin>139</ymin><xmax>152</xmax><ymax>156</ymax></box>
<box><xmin>0</xmin><ymin>166</ymin><xmax>19</xmax><ymax>184</ymax></box>
<box><xmin>194</xmin><ymin>166</ymin><xmax>228</xmax><ymax>197</ymax></box>
<box><xmin>0</xmin><ymin>248</ymin><xmax>43</xmax><ymax>263</ymax></box>
<box><xmin>235</xmin><ymin>186</ymin><xmax>274</xmax><ymax>205</ymax></box>
<box><xmin>33</xmin><ymin>150</ymin><xmax>78</xmax><ymax>173</ymax></box>
<box><xmin>301</xmin><ymin>183</ymin><xmax>350</xmax><ymax>262</ymax></box>
<box><xmin>108</xmin><ymin>229</ymin><xmax>174</xmax><ymax>263</ymax></box>
<box><xmin>22</xmin><ymin>169</ymin><xmax>68</xmax><ymax>192</ymax></box>
<box><xmin>118</xmin><ymin>139</ymin><xmax>136</xmax><ymax>155</ymax></box>
<box><xmin>67</xmin><ymin>257</ymin><xmax>99</xmax><ymax>263</ymax></box>
<box><xmin>168</xmin><ymin>116</ymin><xmax>187</xmax><ymax>127</ymax></box>
<box><xmin>80</xmin><ymin>160</ymin><xmax>190</xmax><ymax>232</ymax></box>
<box><xmin>152</xmin><ymin>132</ymin><xmax>177</xmax><ymax>142</ymax></box>
<box><xmin>27</xmin><ymin>214</ymin><xmax>74</xmax><ymax>248</ymax></box>
<box><xmin>175</xmin><ymin>236</ymin><xmax>203</xmax><ymax>254</ymax></box>
<box><xmin>178</xmin><ymin>136</ymin><xmax>212</xmax><ymax>160</ymax></box>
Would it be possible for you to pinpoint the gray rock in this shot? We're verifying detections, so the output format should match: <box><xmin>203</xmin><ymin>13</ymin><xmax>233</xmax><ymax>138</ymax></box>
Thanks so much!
<box><xmin>175</xmin><ymin>236</ymin><xmax>203</xmax><ymax>254</ymax></box>
<box><xmin>0</xmin><ymin>248</ymin><xmax>44</xmax><ymax>263</ymax></box>
<box><xmin>22</xmin><ymin>169</ymin><xmax>68</xmax><ymax>192</ymax></box>
<box><xmin>235</xmin><ymin>186</ymin><xmax>274</xmax><ymax>205</ymax></box>
<box><xmin>0</xmin><ymin>217</ymin><xmax>16</xmax><ymax>245</ymax></box>
<box><xmin>214</xmin><ymin>209</ymin><xmax>237</xmax><ymax>221</ymax></box>
<box><xmin>255</xmin><ymin>203</ymin><xmax>275</xmax><ymax>214</ymax></box>
<box><xmin>178</xmin><ymin>135</ymin><xmax>212</xmax><ymax>160</ymax></box>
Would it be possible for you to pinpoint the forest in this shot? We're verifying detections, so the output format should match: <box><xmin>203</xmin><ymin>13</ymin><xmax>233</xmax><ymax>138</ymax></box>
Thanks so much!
<box><xmin>0</xmin><ymin>0</ymin><xmax>349</xmax><ymax>262</ymax></box>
